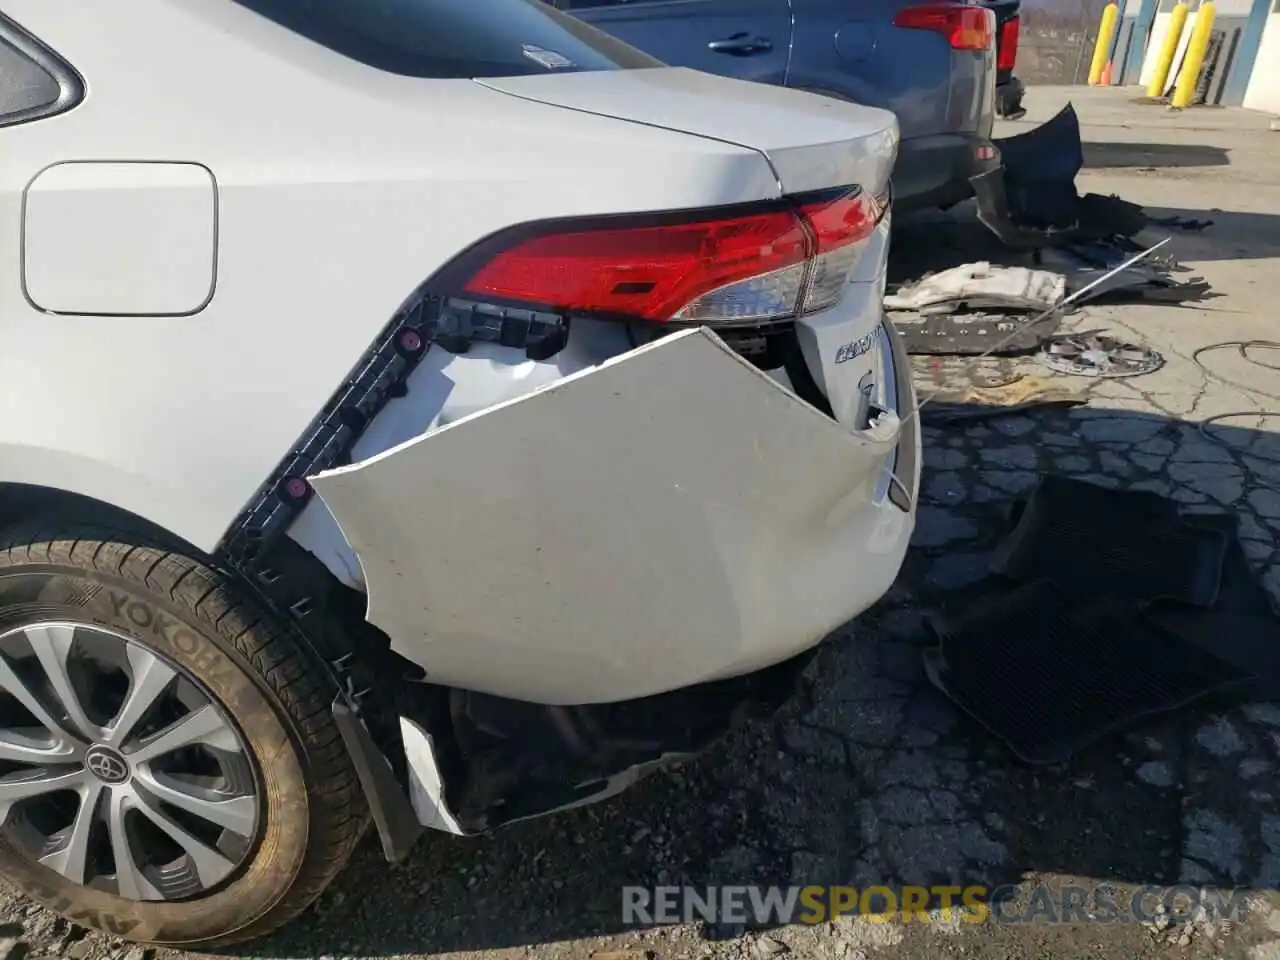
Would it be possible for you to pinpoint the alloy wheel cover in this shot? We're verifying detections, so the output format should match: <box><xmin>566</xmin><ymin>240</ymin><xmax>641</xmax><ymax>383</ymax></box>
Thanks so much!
<box><xmin>0</xmin><ymin>621</ymin><xmax>261</xmax><ymax>901</ymax></box>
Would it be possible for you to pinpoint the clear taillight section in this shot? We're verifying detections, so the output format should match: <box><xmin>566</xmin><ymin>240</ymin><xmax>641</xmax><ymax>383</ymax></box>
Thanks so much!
<box><xmin>456</xmin><ymin>187</ymin><xmax>884</xmax><ymax>326</ymax></box>
<box><xmin>799</xmin><ymin>190</ymin><xmax>882</xmax><ymax>314</ymax></box>
<box><xmin>673</xmin><ymin>262</ymin><xmax>810</xmax><ymax>324</ymax></box>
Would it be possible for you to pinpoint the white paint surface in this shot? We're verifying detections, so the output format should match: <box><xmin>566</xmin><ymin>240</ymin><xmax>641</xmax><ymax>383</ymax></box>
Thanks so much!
<box><xmin>0</xmin><ymin>0</ymin><xmax>896</xmax><ymax>551</ymax></box>
<box><xmin>311</xmin><ymin>328</ymin><xmax>914</xmax><ymax>705</ymax></box>
<box><xmin>23</xmin><ymin>162</ymin><xmax>217</xmax><ymax>316</ymax></box>
<box><xmin>1244</xmin><ymin>10</ymin><xmax>1280</xmax><ymax>113</ymax></box>
<box><xmin>1140</xmin><ymin>10</ymin><xmax>1177</xmax><ymax>86</ymax></box>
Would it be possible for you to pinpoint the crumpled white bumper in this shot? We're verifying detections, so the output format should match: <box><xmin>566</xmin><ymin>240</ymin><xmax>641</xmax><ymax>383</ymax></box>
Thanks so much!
<box><xmin>308</xmin><ymin>327</ymin><xmax>913</xmax><ymax>705</ymax></box>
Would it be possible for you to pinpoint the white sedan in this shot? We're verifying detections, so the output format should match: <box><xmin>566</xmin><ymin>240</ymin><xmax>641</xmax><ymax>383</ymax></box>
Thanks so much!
<box><xmin>0</xmin><ymin>0</ymin><xmax>917</xmax><ymax>947</ymax></box>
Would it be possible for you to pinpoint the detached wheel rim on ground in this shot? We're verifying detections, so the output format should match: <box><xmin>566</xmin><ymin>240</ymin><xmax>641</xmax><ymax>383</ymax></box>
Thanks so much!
<box><xmin>0</xmin><ymin>621</ymin><xmax>261</xmax><ymax>902</ymax></box>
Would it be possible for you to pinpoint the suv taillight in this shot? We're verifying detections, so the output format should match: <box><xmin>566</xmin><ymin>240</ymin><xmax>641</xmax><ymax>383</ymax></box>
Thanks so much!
<box><xmin>893</xmin><ymin>3</ymin><xmax>995</xmax><ymax>51</ymax></box>
<box><xmin>456</xmin><ymin>188</ymin><xmax>884</xmax><ymax>325</ymax></box>
<box><xmin>998</xmin><ymin>14</ymin><xmax>1020</xmax><ymax>71</ymax></box>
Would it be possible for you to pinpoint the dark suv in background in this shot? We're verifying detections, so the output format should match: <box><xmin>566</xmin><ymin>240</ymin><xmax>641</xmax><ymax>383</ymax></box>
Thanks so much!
<box><xmin>557</xmin><ymin>0</ymin><xmax>1022</xmax><ymax>211</ymax></box>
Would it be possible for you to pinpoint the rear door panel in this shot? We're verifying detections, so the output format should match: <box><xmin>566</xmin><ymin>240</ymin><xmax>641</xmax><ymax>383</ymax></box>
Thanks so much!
<box><xmin>562</xmin><ymin>0</ymin><xmax>794</xmax><ymax>86</ymax></box>
<box><xmin>787</xmin><ymin>11</ymin><xmax>953</xmax><ymax>139</ymax></box>
<box><xmin>786</xmin><ymin>0</ymin><xmax>993</xmax><ymax>140</ymax></box>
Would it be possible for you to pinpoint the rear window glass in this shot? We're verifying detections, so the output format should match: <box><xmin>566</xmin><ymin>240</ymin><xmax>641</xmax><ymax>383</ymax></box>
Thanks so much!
<box><xmin>0</xmin><ymin>38</ymin><xmax>63</xmax><ymax>118</ymax></box>
<box><xmin>233</xmin><ymin>0</ymin><xmax>664</xmax><ymax>78</ymax></box>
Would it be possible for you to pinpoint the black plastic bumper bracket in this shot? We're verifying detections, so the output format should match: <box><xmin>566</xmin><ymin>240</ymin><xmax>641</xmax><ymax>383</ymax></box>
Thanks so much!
<box><xmin>332</xmin><ymin>698</ymin><xmax>425</xmax><ymax>862</ymax></box>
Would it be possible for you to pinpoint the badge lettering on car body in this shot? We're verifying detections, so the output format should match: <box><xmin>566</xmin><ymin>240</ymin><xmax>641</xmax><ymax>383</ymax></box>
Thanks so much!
<box><xmin>834</xmin><ymin>327</ymin><xmax>880</xmax><ymax>364</ymax></box>
<box><xmin>522</xmin><ymin>44</ymin><xmax>576</xmax><ymax>69</ymax></box>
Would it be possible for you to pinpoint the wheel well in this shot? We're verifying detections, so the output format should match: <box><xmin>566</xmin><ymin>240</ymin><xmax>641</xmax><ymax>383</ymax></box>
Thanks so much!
<box><xmin>0</xmin><ymin>488</ymin><xmax>433</xmax><ymax>858</ymax></box>
<box><xmin>0</xmin><ymin>481</ymin><xmax>394</xmax><ymax>708</ymax></box>
<box><xmin>0</xmin><ymin>482</ymin><xmax>200</xmax><ymax>552</ymax></box>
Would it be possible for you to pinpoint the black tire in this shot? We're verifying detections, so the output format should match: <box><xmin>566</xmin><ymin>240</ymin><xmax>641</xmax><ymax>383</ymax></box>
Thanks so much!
<box><xmin>0</xmin><ymin>521</ymin><xmax>369</xmax><ymax>947</ymax></box>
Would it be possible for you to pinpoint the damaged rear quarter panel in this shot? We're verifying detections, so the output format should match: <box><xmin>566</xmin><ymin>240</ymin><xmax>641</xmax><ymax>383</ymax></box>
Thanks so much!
<box><xmin>309</xmin><ymin>328</ymin><xmax>908</xmax><ymax>705</ymax></box>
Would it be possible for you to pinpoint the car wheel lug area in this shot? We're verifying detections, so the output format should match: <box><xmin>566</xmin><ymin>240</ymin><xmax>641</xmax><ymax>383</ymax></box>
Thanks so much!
<box><xmin>84</xmin><ymin>743</ymin><xmax>132</xmax><ymax>786</ymax></box>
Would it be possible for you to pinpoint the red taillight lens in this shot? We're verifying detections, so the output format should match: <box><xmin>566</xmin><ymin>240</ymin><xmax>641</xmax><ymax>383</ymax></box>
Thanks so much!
<box><xmin>998</xmin><ymin>15</ymin><xmax>1020</xmax><ymax>70</ymax></box>
<box><xmin>800</xmin><ymin>190</ymin><xmax>881</xmax><ymax>254</ymax></box>
<box><xmin>457</xmin><ymin>187</ymin><xmax>883</xmax><ymax>325</ymax></box>
<box><xmin>464</xmin><ymin>208</ymin><xmax>809</xmax><ymax>323</ymax></box>
<box><xmin>893</xmin><ymin>3</ymin><xmax>995</xmax><ymax>51</ymax></box>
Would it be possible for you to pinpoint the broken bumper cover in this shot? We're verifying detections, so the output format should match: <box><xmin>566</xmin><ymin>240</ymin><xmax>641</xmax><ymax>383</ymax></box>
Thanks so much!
<box><xmin>310</xmin><ymin>326</ymin><xmax>917</xmax><ymax>707</ymax></box>
<box><xmin>971</xmin><ymin>103</ymin><xmax>1149</xmax><ymax>249</ymax></box>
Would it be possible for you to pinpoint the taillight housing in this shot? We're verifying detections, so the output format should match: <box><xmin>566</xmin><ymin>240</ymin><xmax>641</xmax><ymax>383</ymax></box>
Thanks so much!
<box><xmin>452</xmin><ymin>187</ymin><xmax>886</xmax><ymax>327</ymax></box>
<box><xmin>893</xmin><ymin>2</ymin><xmax>995</xmax><ymax>51</ymax></box>
<box><xmin>998</xmin><ymin>14</ymin><xmax>1020</xmax><ymax>71</ymax></box>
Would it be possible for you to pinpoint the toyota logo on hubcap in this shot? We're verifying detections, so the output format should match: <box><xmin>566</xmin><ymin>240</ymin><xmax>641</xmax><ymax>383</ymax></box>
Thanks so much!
<box><xmin>84</xmin><ymin>745</ymin><xmax>130</xmax><ymax>785</ymax></box>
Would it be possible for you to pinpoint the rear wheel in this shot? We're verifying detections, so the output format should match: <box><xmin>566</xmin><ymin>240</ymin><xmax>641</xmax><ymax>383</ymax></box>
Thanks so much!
<box><xmin>0</xmin><ymin>523</ymin><xmax>368</xmax><ymax>947</ymax></box>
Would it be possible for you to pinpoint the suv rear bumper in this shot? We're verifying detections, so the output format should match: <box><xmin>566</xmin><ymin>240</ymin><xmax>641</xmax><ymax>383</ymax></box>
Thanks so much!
<box><xmin>892</xmin><ymin>133</ymin><xmax>1003</xmax><ymax>212</ymax></box>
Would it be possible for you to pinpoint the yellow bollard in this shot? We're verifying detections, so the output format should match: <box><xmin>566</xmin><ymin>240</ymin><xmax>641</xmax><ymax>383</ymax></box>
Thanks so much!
<box><xmin>1147</xmin><ymin>1</ymin><xmax>1189</xmax><ymax>97</ymax></box>
<box><xmin>1088</xmin><ymin>3</ymin><xmax>1120</xmax><ymax>85</ymax></box>
<box><xmin>1171</xmin><ymin>1</ymin><xmax>1216</xmax><ymax>108</ymax></box>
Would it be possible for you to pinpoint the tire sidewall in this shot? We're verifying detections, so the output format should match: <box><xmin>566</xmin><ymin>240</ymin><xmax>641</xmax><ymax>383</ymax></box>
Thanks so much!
<box><xmin>0</xmin><ymin>562</ymin><xmax>313</xmax><ymax>945</ymax></box>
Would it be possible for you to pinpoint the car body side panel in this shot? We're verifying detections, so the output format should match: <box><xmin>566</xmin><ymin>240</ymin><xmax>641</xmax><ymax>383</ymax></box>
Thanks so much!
<box><xmin>0</xmin><ymin>0</ymin><xmax>780</xmax><ymax>551</ymax></box>
<box><xmin>309</xmin><ymin>328</ymin><xmax>911</xmax><ymax>705</ymax></box>
<box><xmin>573</xmin><ymin>0</ymin><xmax>1001</xmax><ymax>207</ymax></box>
<box><xmin>567</xmin><ymin>0</ymin><xmax>794</xmax><ymax>86</ymax></box>
<box><xmin>787</xmin><ymin>9</ymin><xmax>954</xmax><ymax>141</ymax></box>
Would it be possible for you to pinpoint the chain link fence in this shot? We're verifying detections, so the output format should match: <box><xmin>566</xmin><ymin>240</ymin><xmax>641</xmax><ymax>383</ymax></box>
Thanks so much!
<box><xmin>1018</xmin><ymin>32</ymin><xmax>1099</xmax><ymax>85</ymax></box>
<box><xmin>1018</xmin><ymin>4</ymin><xmax>1109</xmax><ymax>86</ymax></box>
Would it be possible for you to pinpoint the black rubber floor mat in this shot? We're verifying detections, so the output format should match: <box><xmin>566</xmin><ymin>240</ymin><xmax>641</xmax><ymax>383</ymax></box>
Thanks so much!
<box><xmin>993</xmin><ymin>476</ymin><xmax>1228</xmax><ymax>606</ymax></box>
<box><xmin>923</xmin><ymin>580</ymin><xmax>1251</xmax><ymax>764</ymax></box>
<box><xmin>1147</xmin><ymin>512</ymin><xmax>1280</xmax><ymax>700</ymax></box>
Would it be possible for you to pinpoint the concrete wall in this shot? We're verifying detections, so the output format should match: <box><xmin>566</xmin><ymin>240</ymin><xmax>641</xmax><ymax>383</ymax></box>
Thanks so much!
<box><xmin>1138</xmin><ymin>8</ymin><xmax>1178</xmax><ymax>86</ymax></box>
<box><xmin>1243</xmin><ymin>6</ymin><xmax>1280</xmax><ymax>112</ymax></box>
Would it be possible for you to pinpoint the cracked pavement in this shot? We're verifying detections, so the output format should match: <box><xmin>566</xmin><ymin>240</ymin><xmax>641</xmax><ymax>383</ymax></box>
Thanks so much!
<box><xmin>3</xmin><ymin>86</ymin><xmax>1280</xmax><ymax>960</ymax></box>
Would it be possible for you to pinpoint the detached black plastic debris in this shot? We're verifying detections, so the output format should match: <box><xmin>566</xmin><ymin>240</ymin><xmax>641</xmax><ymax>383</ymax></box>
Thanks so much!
<box><xmin>1148</xmin><ymin>512</ymin><xmax>1280</xmax><ymax>700</ymax></box>
<box><xmin>923</xmin><ymin>476</ymin><xmax>1274</xmax><ymax>763</ymax></box>
<box><xmin>922</xmin><ymin>581</ymin><xmax>1249</xmax><ymax>765</ymax></box>
<box><xmin>892</xmin><ymin>310</ymin><xmax>1062</xmax><ymax>356</ymax></box>
<box><xmin>1147</xmin><ymin>214</ymin><xmax>1215</xmax><ymax>232</ymax></box>
<box><xmin>971</xmin><ymin>102</ymin><xmax>1202</xmax><ymax>249</ymax></box>
<box><xmin>1036</xmin><ymin>244</ymin><xmax>1214</xmax><ymax>306</ymax></box>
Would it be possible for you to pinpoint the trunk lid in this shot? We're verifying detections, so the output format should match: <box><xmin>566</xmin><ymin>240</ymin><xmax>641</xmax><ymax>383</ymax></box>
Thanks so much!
<box><xmin>475</xmin><ymin>67</ymin><xmax>898</xmax><ymax>196</ymax></box>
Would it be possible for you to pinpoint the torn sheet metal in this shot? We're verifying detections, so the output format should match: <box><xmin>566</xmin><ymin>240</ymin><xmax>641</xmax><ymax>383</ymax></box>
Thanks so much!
<box><xmin>309</xmin><ymin>328</ymin><xmax>913</xmax><ymax>705</ymax></box>
<box><xmin>884</xmin><ymin>263</ymin><xmax>1066</xmax><ymax>314</ymax></box>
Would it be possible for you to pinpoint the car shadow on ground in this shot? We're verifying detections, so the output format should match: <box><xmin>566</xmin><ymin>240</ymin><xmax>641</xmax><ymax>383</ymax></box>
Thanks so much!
<box><xmin>1082</xmin><ymin>142</ymin><xmax>1232</xmax><ymax>170</ymax></box>
<box><xmin>1137</xmin><ymin>206</ymin><xmax>1280</xmax><ymax>264</ymax></box>
<box><xmin>232</xmin><ymin>406</ymin><xmax>1279</xmax><ymax>959</ymax></box>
